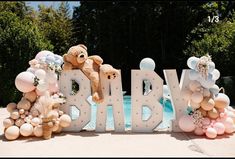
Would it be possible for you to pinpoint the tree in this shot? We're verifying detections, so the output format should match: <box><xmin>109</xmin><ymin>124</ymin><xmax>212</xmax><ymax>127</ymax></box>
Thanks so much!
<box><xmin>37</xmin><ymin>2</ymin><xmax>73</xmax><ymax>55</ymax></box>
<box><xmin>0</xmin><ymin>2</ymin><xmax>53</xmax><ymax>106</ymax></box>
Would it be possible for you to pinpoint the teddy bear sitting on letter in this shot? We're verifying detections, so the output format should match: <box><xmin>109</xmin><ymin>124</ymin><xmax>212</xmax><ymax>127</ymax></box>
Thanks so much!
<box><xmin>63</xmin><ymin>44</ymin><xmax>119</xmax><ymax>104</ymax></box>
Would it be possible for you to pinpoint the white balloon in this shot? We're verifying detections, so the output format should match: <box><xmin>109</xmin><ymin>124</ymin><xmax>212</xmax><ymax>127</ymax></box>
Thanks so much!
<box><xmin>187</xmin><ymin>56</ymin><xmax>199</xmax><ymax>69</ymax></box>
<box><xmin>208</xmin><ymin>62</ymin><xmax>215</xmax><ymax>73</ymax></box>
<box><xmin>189</xmin><ymin>70</ymin><xmax>200</xmax><ymax>80</ymax></box>
<box><xmin>36</xmin><ymin>80</ymin><xmax>48</xmax><ymax>92</ymax></box>
<box><xmin>199</xmin><ymin>75</ymin><xmax>215</xmax><ymax>89</ymax></box>
<box><xmin>139</xmin><ymin>58</ymin><xmax>155</xmax><ymax>71</ymax></box>
<box><xmin>35</xmin><ymin>69</ymin><xmax>46</xmax><ymax>80</ymax></box>
<box><xmin>35</xmin><ymin>50</ymin><xmax>54</xmax><ymax>61</ymax></box>
<box><xmin>47</xmin><ymin>72</ymin><xmax>58</xmax><ymax>84</ymax></box>
<box><xmin>26</xmin><ymin>67</ymin><xmax>36</xmax><ymax>74</ymax></box>
<box><xmin>211</xmin><ymin>69</ymin><xmax>220</xmax><ymax>81</ymax></box>
<box><xmin>209</xmin><ymin>85</ymin><xmax>220</xmax><ymax>95</ymax></box>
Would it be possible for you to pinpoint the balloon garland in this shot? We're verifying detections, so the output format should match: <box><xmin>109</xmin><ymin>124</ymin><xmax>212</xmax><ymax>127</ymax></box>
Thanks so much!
<box><xmin>3</xmin><ymin>51</ymin><xmax>71</xmax><ymax>140</ymax></box>
<box><xmin>179</xmin><ymin>54</ymin><xmax>235</xmax><ymax>139</ymax></box>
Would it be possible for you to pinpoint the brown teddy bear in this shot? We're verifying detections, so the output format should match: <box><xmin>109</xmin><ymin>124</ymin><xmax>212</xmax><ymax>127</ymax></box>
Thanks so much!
<box><xmin>63</xmin><ymin>44</ymin><xmax>119</xmax><ymax>104</ymax></box>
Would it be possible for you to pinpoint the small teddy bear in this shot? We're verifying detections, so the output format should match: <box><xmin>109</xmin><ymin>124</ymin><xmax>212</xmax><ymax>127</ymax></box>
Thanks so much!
<box><xmin>63</xmin><ymin>44</ymin><xmax>119</xmax><ymax>104</ymax></box>
<box><xmin>99</xmin><ymin>64</ymin><xmax>119</xmax><ymax>80</ymax></box>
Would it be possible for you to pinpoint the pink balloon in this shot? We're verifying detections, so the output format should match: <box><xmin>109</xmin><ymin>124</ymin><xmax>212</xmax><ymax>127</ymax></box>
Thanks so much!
<box><xmin>225</xmin><ymin>125</ymin><xmax>235</xmax><ymax>134</ymax></box>
<box><xmin>222</xmin><ymin>117</ymin><xmax>235</xmax><ymax>134</ymax></box>
<box><xmin>15</xmin><ymin>72</ymin><xmax>36</xmax><ymax>93</ymax></box>
<box><xmin>35</xmin><ymin>89</ymin><xmax>44</xmax><ymax>96</ymax></box>
<box><xmin>179</xmin><ymin>115</ymin><xmax>196</xmax><ymax>132</ymax></box>
<box><xmin>35</xmin><ymin>50</ymin><xmax>54</xmax><ymax>60</ymax></box>
<box><xmin>213</xmin><ymin>122</ymin><xmax>225</xmax><ymax>135</ymax></box>
<box><xmin>202</xmin><ymin>117</ymin><xmax>211</xmax><ymax>126</ymax></box>
<box><xmin>48</xmin><ymin>83</ymin><xmax>59</xmax><ymax>93</ymax></box>
<box><xmin>194</xmin><ymin>127</ymin><xmax>204</xmax><ymax>136</ymax></box>
<box><xmin>206</xmin><ymin>127</ymin><xmax>217</xmax><ymax>139</ymax></box>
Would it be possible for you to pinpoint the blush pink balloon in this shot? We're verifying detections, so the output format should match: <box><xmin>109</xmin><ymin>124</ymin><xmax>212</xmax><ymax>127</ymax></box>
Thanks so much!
<box><xmin>206</xmin><ymin>127</ymin><xmax>217</xmax><ymax>139</ymax></box>
<box><xmin>202</xmin><ymin>117</ymin><xmax>211</xmax><ymax>126</ymax></box>
<box><xmin>194</xmin><ymin>127</ymin><xmax>204</xmax><ymax>136</ymax></box>
<box><xmin>15</xmin><ymin>72</ymin><xmax>36</xmax><ymax>93</ymax></box>
<box><xmin>213</xmin><ymin>122</ymin><xmax>225</xmax><ymax>135</ymax></box>
<box><xmin>179</xmin><ymin>115</ymin><xmax>196</xmax><ymax>132</ymax></box>
<box><xmin>225</xmin><ymin>125</ymin><xmax>235</xmax><ymax>134</ymax></box>
<box><xmin>35</xmin><ymin>89</ymin><xmax>44</xmax><ymax>96</ymax></box>
<box><xmin>48</xmin><ymin>83</ymin><xmax>59</xmax><ymax>93</ymax></box>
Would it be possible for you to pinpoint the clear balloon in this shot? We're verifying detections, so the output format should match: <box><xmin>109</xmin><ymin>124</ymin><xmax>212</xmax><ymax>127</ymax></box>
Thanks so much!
<box><xmin>139</xmin><ymin>58</ymin><xmax>155</xmax><ymax>71</ymax></box>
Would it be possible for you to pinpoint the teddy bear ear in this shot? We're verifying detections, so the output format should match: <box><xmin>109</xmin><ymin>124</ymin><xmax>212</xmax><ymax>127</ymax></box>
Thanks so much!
<box><xmin>78</xmin><ymin>44</ymin><xmax>87</xmax><ymax>51</ymax></box>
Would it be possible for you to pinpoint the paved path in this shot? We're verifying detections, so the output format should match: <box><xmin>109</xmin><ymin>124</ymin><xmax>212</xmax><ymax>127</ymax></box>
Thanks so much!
<box><xmin>0</xmin><ymin>108</ymin><xmax>234</xmax><ymax>157</ymax></box>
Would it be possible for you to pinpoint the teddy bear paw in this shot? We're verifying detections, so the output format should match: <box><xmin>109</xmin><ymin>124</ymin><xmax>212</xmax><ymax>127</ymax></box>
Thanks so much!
<box><xmin>92</xmin><ymin>92</ymin><xmax>104</xmax><ymax>104</ymax></box>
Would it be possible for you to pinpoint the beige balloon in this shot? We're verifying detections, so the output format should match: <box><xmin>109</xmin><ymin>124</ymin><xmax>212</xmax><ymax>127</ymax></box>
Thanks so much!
<box><xmin>34</xmin><ymin>125</ymin><xmax>43</xmax><ymax>137</ymax></box>
<box><xmin>20</xmin><ymin>123</ymin><xmax>33</xmax><ymax>137</ymax></box>
<box><xmin>15</xmin><ymin>118</ymin><xmax>25</xmax><ymax>127</ymax></box>
<box><xmin>10</xmin><ymin>110</ymin><xmax>20</xmax><ymax>120</ymax></box>
<box><xmin>59</xmin><ymin>114</ymin><xmax>72</xmax><ymax>128</ymax></box>
<box><xmin>6</xmin><ymin>103</ymin><xmax>17</xmax><ymax>113</ymax></box>
<box><xmin>5</xmin><ymin>126</ymin><xmax>20</xmax><ymax>140</ymax></box>
<box><xmin>3</xmin><ymin>118</ymin><xmax>14</xmax><ymax>128</ymax></box>
<box><xmin>17</xmin><ymin>98</ymin><xmax>31</xmax><ymax>110</ymax></box>
<box><xmin>201</xmin><ymin>97</ymin><xmax>215</xmax><ymax>111</ymax></box>
<box><xmin>24</xmin><ymin>91</ymin><xmax>37</xmax><ymax>103</ymax></box>
<box><xmin>208</xmin><ymin>108</ymin><xmax>219</xmax><ymax>119</ymax></box>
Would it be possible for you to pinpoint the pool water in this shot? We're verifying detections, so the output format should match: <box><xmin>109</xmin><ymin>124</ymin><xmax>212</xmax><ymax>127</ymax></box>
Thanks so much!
<box><xmin>71</xmin><ymin>96</ymin><xmax>174</xmax><ymax>130</ymax></box>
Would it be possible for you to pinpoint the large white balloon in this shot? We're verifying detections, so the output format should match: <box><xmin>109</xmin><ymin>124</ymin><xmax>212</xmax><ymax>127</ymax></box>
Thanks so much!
<box><xmin>199</xmin><ymin>75</ymin><xmax>215</xmax><ymax>89</ymax></box>
<box><xmin>139</xmin><ymin>58</ymin><xmax>155</xmax><ymax>71</ymax></box>
<box><xmin>35</xmin><ymin>50</ymin><xmax>54</xmax><ymax>61</ymax></box>
<box><xmin>35</xmin><ymin>69</ymin><xmax>46</xmax><ymax>80</ymax></box>
<box><xmin>15</xmin><ymin>72</ymin><xmax>36</xmax><ymax>93</ymax></box>
<box><xmin>208</xmin><ymin>62</ymin><xmax>215</xmax><ymax>73</ymax></box>
<box><xmin>209</xmin><ymin>85</ymin><xmax>220</xmax><ymax>95</ymax></box>
<box><xmin>36</xmin><ymin>80</ymin><xmax>48</xmax><ymax>92</ymax></box>
<box><xmin>211</xmin><ymin>69</ymin><xmax>220</xmax><ymax>81</ymax></box>
<box><xmin>187</xmin><ymin>56</ymin><xmax>199</xmax><ymax>69</ymax></box>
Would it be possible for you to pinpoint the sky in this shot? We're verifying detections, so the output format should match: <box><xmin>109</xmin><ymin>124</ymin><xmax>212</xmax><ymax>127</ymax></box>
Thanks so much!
<box><xmin>25</xmin><ymin>1</ymin><xmax>80</xmax><ymax>17</ymax></box>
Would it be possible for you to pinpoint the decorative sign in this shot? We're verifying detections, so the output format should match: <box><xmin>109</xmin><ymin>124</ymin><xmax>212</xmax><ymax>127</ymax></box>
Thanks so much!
<box><xmin>163</xmin><ymin>69</ymin><xmax>191</xmax><ymax>132</ymax></box>
<box><xmin>131</xmin><ymin>70</ymin><xmax>163</xmax><ymax>132</ymax></box>
<box><xmin>96</xmin><ymin>70</ymin><xmax>125</xmax><ymax>132</ymax></box>
<box><xmin>59</xmin><ymin>70</ymin><xmax>91</xmax><ymax>132</ymax></box>
<box><xmin>3</xmin><ymin>44</ymin><xmax>235</xmax><ymax>140</ymax></box>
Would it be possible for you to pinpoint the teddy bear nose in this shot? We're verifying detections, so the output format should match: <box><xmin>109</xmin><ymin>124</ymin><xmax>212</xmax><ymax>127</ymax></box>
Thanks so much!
<box><xmin>80</xmin><ymin>54</ymin><xmax>84</xmax><ymax>58</ymax></box>
<box><xmin>108</xmin><ymin>75</ymin><xmax>111</xmax><ymax>79</ymax></box>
